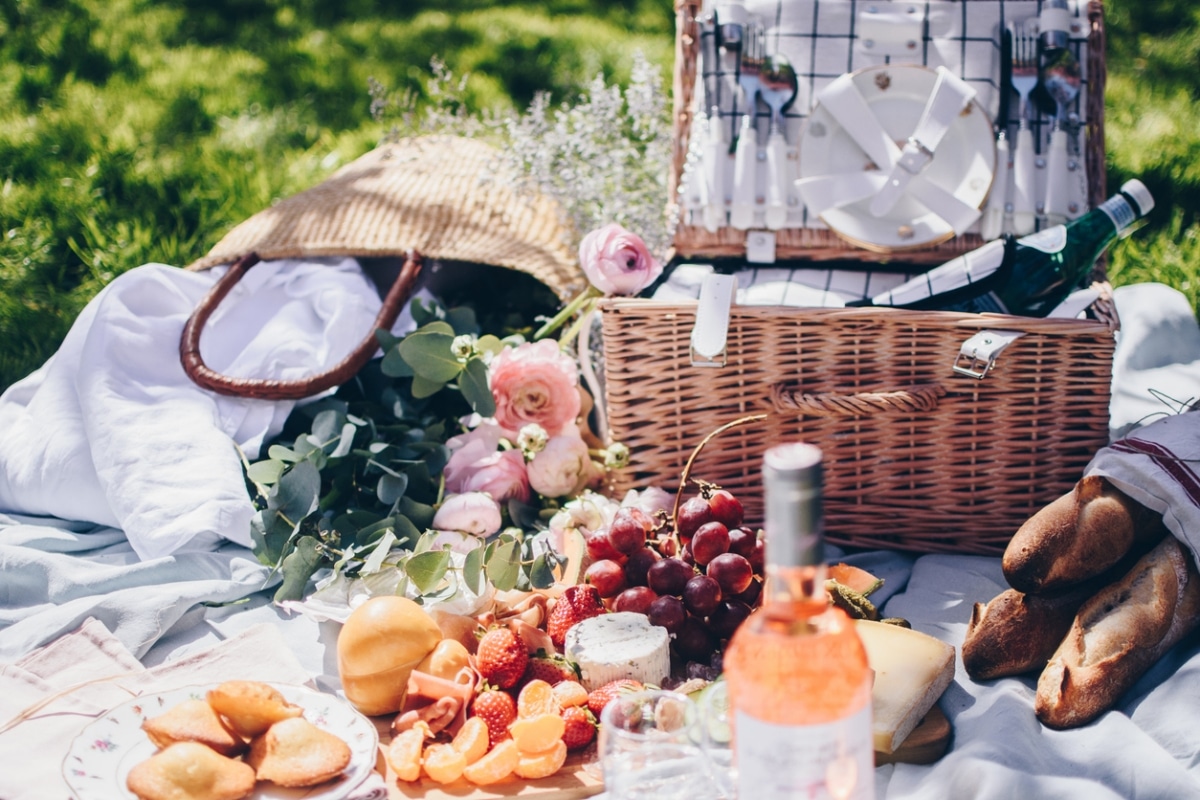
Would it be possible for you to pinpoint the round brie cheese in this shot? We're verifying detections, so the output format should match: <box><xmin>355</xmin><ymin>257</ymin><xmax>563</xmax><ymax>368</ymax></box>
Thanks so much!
<box><xmin>564</xmin><ymin>612</ymin><xmax>671</xmax><ymax>690</ymax></box>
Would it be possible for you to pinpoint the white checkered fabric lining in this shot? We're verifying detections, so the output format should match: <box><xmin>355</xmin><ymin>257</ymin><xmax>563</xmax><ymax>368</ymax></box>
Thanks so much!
<box><xmin>695</xmin><ymin>0</ymin><xmax>1092</xmax><ymax>231</ymax></box>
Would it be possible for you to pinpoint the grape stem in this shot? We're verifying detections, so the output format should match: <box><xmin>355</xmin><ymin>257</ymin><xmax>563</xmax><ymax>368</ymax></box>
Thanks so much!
<box><xmin>669</xmin><ymin>414</ymin><xmax>768</xmax><ymax>551</ymax></box>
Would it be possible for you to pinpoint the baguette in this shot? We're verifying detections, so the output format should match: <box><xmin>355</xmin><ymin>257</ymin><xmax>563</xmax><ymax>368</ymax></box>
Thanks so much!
<box><xmin>962</xmin><ymin>583</ymin><xmax>1097</xmax><ymax>680</ymax></box>
<box><xmin>1035</xmin><ymin>536</ymin><xmax>1200</xmax><ymax>729</ymax></box>
<box><xmin>1003</xmin><ymin>475</ymin><xmax>1165</xmax><ymax>594</ymax></box>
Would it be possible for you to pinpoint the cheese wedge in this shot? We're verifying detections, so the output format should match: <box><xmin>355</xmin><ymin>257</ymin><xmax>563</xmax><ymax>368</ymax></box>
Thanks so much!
<box><xmin>855</xmin><ymin>619</ymin><xmax>956</xmax><ymax>754</ymax></box>
<box><xmin>564</xmin><ymin>612</ymin><xmax>671</xmax><ymax>690</ymax></box>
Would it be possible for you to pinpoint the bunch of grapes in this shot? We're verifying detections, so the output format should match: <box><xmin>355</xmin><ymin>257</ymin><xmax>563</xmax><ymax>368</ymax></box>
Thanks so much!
<box><xmin>580</xmin><ymin>483</ymin><xmax>766</xmax><ymax>677</ymax></box>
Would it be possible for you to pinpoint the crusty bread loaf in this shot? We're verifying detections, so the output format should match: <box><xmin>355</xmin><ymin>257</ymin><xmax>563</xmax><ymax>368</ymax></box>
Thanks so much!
<box><xmin>1035</xmin><ymin>536</ymin><xmax>1200</xmax><ymax>729</ymax></box>
<box><xmin>1003</xmin><ymin>475</ymin><xmax>1165</xmax><ymax>594</ymax></box>
<box><xmin>962</xmin><ymin>583</ymin><xmax>1097</xmax><ymax>680</ymax></box>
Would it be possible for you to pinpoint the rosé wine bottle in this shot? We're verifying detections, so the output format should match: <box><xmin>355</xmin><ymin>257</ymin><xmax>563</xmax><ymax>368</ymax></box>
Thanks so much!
<box><xmin>722</xmin><ymin>443</ymin><xmax>874</xmax><ymax>800</ymax></box>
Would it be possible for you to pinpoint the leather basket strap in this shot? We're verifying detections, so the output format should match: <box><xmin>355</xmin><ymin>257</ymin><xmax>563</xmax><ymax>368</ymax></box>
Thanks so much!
<box><xmin>180</xmin><ymin>250</ymin><xmax>423</xmax><ymax>400</ymax></box>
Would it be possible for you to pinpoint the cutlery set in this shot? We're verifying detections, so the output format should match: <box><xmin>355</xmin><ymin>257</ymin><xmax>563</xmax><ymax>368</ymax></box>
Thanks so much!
<box><xmin>682</xmin><ymin>0</ymin><xmax>1090</xmax><ymax>248</ymax></box>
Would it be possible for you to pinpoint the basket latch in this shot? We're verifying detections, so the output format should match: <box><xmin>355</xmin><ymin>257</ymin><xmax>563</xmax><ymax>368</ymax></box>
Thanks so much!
<box><xmin>691</xmin><ymin>273</ymin><xmax>737</xmax><ymax>367</ymax></box>
<box><xmin>953</xmin><ymin>329</ymin><xmax>1024</xmax><ymax>379</ymax></box>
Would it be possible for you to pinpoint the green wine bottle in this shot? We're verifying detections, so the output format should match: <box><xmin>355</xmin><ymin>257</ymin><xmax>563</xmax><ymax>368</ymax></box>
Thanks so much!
<box><xmin>855</xmin><ymin>179</ymin><xmax>1154</xmax><ymax>316</ymax></box>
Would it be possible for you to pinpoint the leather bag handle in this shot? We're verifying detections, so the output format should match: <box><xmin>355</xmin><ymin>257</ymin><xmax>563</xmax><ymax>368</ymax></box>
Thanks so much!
<box><xmin>180</xmin><ymin>250</ymin><xmax>423</xmax><ymax>400</ymax></box>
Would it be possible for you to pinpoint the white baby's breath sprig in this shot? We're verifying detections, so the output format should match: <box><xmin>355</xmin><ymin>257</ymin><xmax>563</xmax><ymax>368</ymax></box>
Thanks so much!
<box><xmin>517</xmin><ymin>423</ymin><xmax>550</xmax><ymax>459</ymax></box>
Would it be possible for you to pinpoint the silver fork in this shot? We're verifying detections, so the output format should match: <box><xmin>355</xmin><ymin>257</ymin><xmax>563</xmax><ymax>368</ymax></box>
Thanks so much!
<box><xmin>730</xmin><ymin>21</ymin><xmax>763</xmax><ymax>230</ymax></box>
<box><xmin>1009</xmin><ymin>20</ymin><xmax>1039</xmax><ymax>234</ymax></box>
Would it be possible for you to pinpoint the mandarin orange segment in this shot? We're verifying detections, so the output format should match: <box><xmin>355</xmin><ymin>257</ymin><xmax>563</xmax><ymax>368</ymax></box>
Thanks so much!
<box><xmin>386</xmin><ymin>726</ymin><xmax>428</xmax><ymax>782</ymax></box>
<box><xmin>450</xmin><ymin>716</ymin><xmax>490</xmax><ymax>765</ymax></box>
<box><xmin>462</xmin><ymin>739</ymin><xmax>519</xmax><ymax>785</ymax></box>
<box><xmin>551</xmin><ymin>680</ymin><xmax>589</xmax><ymax>709</ymax></box>
<box><xmin>508</xmin><ymin>713</ymin><xmax>566</xmax><ymax>754</ymax></box>
<box><xmin>514</xmin><ymin>738</ymin><xmax>568</xmax><ymax>780</ymax></box>
<box><xmin>422</xmin><ymin>742</ymin><xmax>468</xmax><ymax>784</ymax></box>
<box><xmin>517</xmin><ymin>679</ymin><xmax>560</xmax><ymax>718</ymax></box>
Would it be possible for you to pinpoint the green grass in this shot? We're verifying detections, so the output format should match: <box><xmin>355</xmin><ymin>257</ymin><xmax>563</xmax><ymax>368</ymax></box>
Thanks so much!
<box><xmin>1</xmin><ymin>0</ymin><xmax>1198</xmax><ymax>391</ymax></box>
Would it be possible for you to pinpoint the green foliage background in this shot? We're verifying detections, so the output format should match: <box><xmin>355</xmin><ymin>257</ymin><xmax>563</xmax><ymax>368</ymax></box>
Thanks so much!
<box><xmin>1</xmin><ymin>0</ymin><xmax>1196</xmax><ymax>391</ymax></box>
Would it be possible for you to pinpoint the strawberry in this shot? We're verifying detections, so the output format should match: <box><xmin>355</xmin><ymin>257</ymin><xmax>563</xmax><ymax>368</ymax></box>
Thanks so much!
<box><xmin>476</xmin><ymin>627</ymin><xmax>529</xmax><ymax>689</ymax></box>
<box><xmin>471</xmin><ymin>688</ymin><xmax>517</xmax><ymax>748</ymax></box>
<box><xmin>546</xmin><ymin>585</ymin><xmax>607</xmax><ymax>648</ymax></box>
<box><xmin>586</xmin><ymin>678</ymin><xmax>644</xmax><ymax>719</ymax></box>
<box><xmin>560</xmin><ymin>706</ymin><xmax>597</xmax><ymax>750</ymax></box>
<box><xmin>522</xmin><ymin>651</ymin><xmax>580</xmax><ymax>687</ymax></box>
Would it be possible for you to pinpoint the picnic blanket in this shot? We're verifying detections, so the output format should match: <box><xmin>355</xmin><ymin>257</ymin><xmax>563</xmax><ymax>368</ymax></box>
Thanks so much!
<box><xmin>1</xmin><ymin>264</ymin><xmax>1199</xmax><ymax>798</ymax></box>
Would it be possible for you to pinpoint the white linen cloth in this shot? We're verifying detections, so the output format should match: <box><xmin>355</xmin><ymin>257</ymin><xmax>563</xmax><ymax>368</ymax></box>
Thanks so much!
<box><xmin>0</xmin><ymin>258</ymin><xmax>388</xmax><ymax>560</ymax></box>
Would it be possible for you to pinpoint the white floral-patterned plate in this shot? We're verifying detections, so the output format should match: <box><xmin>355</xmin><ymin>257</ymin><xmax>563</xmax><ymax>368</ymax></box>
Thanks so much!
<box><xmin>62</xmin><ymin>682</ymin><xmax>379</xmax><ymax>800</ymax></box>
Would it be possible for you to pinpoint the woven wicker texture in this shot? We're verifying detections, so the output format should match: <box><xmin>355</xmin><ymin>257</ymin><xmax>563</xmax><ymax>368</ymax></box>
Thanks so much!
<box><xmin>189</xmin><ymin>135</ymin><xmax>581</xmax><ymax>298</ymax></box>
<box><xmin>669</xmin><ymin>0</ymin><xmax>1108</xmax><ymax>263</ymax></box>
<box><xmin>599</xmin><ymin>300</ymin><xmax>1115</xmax><ymax>555</ymax></box>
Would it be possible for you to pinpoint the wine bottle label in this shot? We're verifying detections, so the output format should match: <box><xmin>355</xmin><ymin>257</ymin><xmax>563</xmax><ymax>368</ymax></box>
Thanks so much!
<box><xmin>734</xmin><ymin>704</ymin><xmax>874</xmax><ymax>800</ymax></box>
<box><xmin>1097</xmin><ymin>194</ymin><xmax>1137</xmax><ymax>232</ymax></box>
<box><xmin>1019</xmin><ymin>225</ymin><xmax>1068</xmax><ymax>254</ymax></box>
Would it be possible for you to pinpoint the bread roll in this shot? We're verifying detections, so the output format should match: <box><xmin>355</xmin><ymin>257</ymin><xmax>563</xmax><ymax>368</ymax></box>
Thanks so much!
<box><xmin>962</xmin><ymin>583</ymin><xmax>1097</xmax><ymax>680</ymax></box>
<box><xmin>1035</xmin><ymin>536</ymin><xmax>1200</xmax><ymax>729</ymax></box>
<box><xmin>1003</xmin><ymin>475</ymin><xmax>1165</xmax><ymax>593</ymax></box>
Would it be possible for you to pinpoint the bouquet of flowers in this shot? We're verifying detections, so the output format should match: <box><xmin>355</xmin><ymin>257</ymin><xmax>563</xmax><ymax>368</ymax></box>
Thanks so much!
<box><xmin>245</xmin><ymin>224</ymin><xmax>665</xmax><ymax>619</ymax></box>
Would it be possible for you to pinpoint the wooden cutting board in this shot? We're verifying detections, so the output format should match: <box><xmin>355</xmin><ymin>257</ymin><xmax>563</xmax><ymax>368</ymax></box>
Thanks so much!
<box><xmin>376</xmin><ymin>707</ymin><xmax>951</xmax><ymax>798</ymax></box>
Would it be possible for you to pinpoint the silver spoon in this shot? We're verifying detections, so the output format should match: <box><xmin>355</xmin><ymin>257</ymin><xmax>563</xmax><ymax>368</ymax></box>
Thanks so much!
<box><xmin>758</xmin><ymin>50</ymin><xmax>799</xmax><ymax>229</ymax></box>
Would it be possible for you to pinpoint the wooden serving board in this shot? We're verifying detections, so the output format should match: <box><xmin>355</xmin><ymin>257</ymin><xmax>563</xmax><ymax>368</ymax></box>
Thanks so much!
<box><xmin>373</xmin><ymin>707</ymin><xmax>951</xmax><ymax>798</ymax></box>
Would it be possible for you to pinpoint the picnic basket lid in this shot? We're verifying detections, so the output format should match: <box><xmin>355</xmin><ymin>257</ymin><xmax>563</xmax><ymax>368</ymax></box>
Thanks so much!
<box><xmin>187</xmin><ymin>134</ymin><xmax>581</xmax><ymax>299</ymax></box>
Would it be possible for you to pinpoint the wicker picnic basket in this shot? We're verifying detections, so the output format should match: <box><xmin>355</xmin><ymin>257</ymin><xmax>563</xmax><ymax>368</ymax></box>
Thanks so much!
<box><xmin>669</xmin><ymin>0</ymin><xmax>1108</xmax><ymax>262</ymax></box>
<box><xmin>600</xmin><ymin>301</ymin><xmax>1115</xmax><ymax>555</ymax></box>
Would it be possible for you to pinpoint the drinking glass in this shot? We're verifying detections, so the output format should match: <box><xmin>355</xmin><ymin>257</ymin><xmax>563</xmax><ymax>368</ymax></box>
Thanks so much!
<box><xmin>599</xmin><ymin>689</ymin><xmax>720</xmax><ymax>800</ymax></box>
<box><xmin>699</xmin><ymin>680</ymin><xmax>736</xmax><ymax>799</ymax></box>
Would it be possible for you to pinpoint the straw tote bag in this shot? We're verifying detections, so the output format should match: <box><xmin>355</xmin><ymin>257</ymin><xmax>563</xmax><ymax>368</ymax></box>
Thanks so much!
<box><xmin>180</xmin><ymin>135</ymin><xmax>580</xmax><ymax>400</ymax></box>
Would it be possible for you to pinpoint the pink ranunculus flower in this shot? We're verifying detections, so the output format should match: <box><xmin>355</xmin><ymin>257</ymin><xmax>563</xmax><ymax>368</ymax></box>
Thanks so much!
<box><xmin>578</xmin><ymin>223</ymin><xmax>663</xmax><ymax>296</ymax></box>
<box><xmin>443</xmin><ymin>423</ymin><xmax>530</xmax><ymax>503</ymax></box>
<box><xmin>489</xmin><ymin>339</ymin><xmax>582</xmax><ymax>437</ymax></box>
<box><xmin>432</xmin><ymin>492</ymin><xmax>503</xmax><ymax>536</ymax></box>
<box><xmin>527</xmin><ymin>433</ymin><xmax>593</xmax><ymax>498</ymax></box>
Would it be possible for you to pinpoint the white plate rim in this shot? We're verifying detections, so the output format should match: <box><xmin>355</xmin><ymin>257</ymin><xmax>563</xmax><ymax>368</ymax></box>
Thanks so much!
<box><xmin>62</xmin><ymin>681</ymin><xmax>379</xmax><ymax>800</ymax></box>
<box><xmin>798</xmin><ymin>63</ymin><xmax>997</xmax><ymax>252</ymax></box>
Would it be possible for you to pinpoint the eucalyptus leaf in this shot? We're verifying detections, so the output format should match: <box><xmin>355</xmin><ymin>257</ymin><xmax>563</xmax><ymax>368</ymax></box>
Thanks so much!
<box><xmin>485</xmin><ymin>538</ymin><xmax>521</xmax><ymax>592</ymax></box>
<box><xmin>410</xmin><ymin>374</ymin><xmax>446</xmax><ymax>399</ymax></box>
<box><xmin>411</xmin><ymin>298</ymin><xmax>441</xmax><ymax>327</ymax></box>
<box><xmin>273</xmin><ymin>535</ymin><xmax>324</xmax><ymax>602</ymax></box>
<box><xmin>475</xmin><ymin>334</ymin><xmax>505</xmax><ymax>358</ymax></box>
<box><xmin>330</xmin><ymin>422</ymin><xmax>357</xmax><ymax>458</ymax></box>
<box><xmin>399</xmin><ymin>324</ymin><xmax>461</xmax><ymax>382</ymax></box>
<box><xmin>376</xmin><ymin>329</ymin><xmax>400</xmax><ymax>352</ymax></box>
<box><xmin>246</xmin><ymin>459</ymin><xmax>285</xmax><ymax>486</ymax></box>
<box><xmin>273</xmin><ymin>462</ymin><xmax>321</xmax><ymax>526</ymax></box>
<box><xmin>380</xmin><ymin>346</ymin><xmax>414</xmax><ymax>378</ymax></box>
<box><xmin>311</xmin><ymin>409</ymin><xmax>343</xmax><ymax>444</ymax></box>
<box><xmin>377</xmin><ymin>472</ymin><xmax>409</xmax><ymax>506</ymax></box>
<box><xmin>459</xmin><ymin>357</ymin><xmax>495</xmax><ymax>417</ymax></box>
<box><xmin>267</xmin><ymin>445</ymin><xmax>299</xmax><ymax>462</ymax></box>
<box><xmin>528</xmin><ymin>553</ymin><xmax>556</xmax><ymax>589</ymax></box>
<box><xmin>399</xmin><ymin>496</ymin><xmax>436</xmax><ymax>530</ymax></box>
<box><xmin>390</xmin><ymin>515</ymin><xmax>422</xmax><ymax>549</ymax></box>
<box><xmin>463</xmin><ymin>544</ymin><xmax>485</xmax><ymax>596</ymax></box>
<box><xmin>446</xmin><ymin>306</ymin><xmax>479</xmax><ymax>335</ymax></box>
<box><xmin>362</xmin><ymin>529</ymin><xmax>398</xmax><ymax>575</ymax></box>
<box><xmin>406</xmin><ymin>549</ymin><xmax>452</xmax><ymax>594</ymax></box>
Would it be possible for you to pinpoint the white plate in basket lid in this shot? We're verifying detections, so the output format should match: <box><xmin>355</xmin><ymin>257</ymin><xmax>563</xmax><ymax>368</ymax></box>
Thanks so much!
<box><xmin>797</xmin><ymin>64</ymin><xmax>996</xmax><ymax>253</ymax></box>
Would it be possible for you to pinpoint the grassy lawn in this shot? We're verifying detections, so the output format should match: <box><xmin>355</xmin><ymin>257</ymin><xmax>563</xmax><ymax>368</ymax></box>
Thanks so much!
<box><xmin>1</xmin><ymin>0</ymin><xmax>1197</xmax><ymax>391</ymax></box>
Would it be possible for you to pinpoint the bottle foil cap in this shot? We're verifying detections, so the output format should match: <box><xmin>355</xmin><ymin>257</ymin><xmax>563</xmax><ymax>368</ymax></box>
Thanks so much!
<box><xmin>1120</xmin><ymin>179</ymin><xmax>1155</xmax><ymax>217</ymax></box>
<box><xmin>763</xmin><ymin>443</ymin><xmax>825</xmax><ymax>567</ymax></box>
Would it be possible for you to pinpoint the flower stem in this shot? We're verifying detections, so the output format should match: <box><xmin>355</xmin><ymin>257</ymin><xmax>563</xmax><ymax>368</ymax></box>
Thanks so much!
<box><xmin>534</xmin><ymin>286</ymin><xmax>603</xmax><ymax>341</ymax></box>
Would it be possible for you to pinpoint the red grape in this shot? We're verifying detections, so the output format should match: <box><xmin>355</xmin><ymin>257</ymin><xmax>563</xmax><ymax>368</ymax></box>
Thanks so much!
<box><xmin>691</xmin><ymin>522</ymin><xmax>730</xmax><ymax>566</ymax></box>
<box><xmin>733</xmin><ymin>576</ymin><xmax>763</xmax><ymax>607</ymax></box>
<box><xmin>623</xmin><ymin>546</ymin><xmax>660</xmax><ymax>587</ymax></box>
<box><xmin>707</xmin><ymin>552</ymin><xmax>754</xmax><ymax>595</ymax></box>
<box><xmin>727</xmin><ymin>526</ymin><xmax>757</xmax><ymax>557</ymax></box>
<box><xmin>584</xmin><ymin>559</ymin><xmax>627</xmax><ymax>598</ymax></box>
<box><xmin>747</xmin><ymin>539</ymin><xmax>766</xmax><ymax>573</ymax></box>
<box><xmin>680</xmin><ymin>543</ymin><xmax>695</xmax><ymax>567</ymax></box>
<box><xmin>612</xmin><ymin>586</ymin><xmax>658</xmax><ymax>615</ymax></box>
<box><xmin>682</xmin><ymin>574</ymin><xmax>722</xmax><ymax>617</ymax></box>
<box><xmin>674</xmin><ymin>616</ymin><xmax>716</xmax><ymax>661</ymax></box>
<box><xmin>646</xmin><ymin>557</ymin><xmax>694</xmax><ymax>597</ymax></box>
<box><xmin>585</xmin><ymin>528</ymin><xmax>624</xmax><ymax>563</ymax></box>
<box><xmin>709</xmin><ymin>600</ymin><xmax>753</xmax><ymax>639</ymax></box>
<box><xmin>707</xmin><ymin>489</ymin><xmax>744</xmax><ymax>529</ymax></box>
<box><xmin>647</xmin><ymin>595</ymin><xmax>687</xmax><ymax>634</ymax></box>
<box><xmin>676</xmin><ymin>496</ymin><xmax>714</xmax><ymax>540</ymax></box>
<box><xmin>655</xmin><ymin>536</ymin><xmax>678</xmax><ymax>557</ymax></box>
<box><xmin>609</xmin><ymin>508</ymin><xmax>650</xmax><ymax>554</ymax></box>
